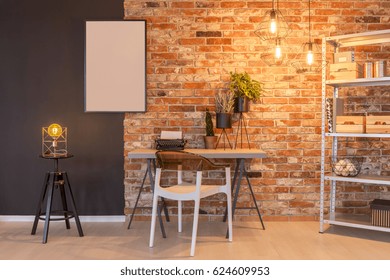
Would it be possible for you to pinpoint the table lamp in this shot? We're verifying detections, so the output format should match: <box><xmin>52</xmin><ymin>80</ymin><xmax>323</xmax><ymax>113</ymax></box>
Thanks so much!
<box><xmin>42</xmin><ymin>123</ymin><xmax>68</xmax><ymax>156</ymax></box>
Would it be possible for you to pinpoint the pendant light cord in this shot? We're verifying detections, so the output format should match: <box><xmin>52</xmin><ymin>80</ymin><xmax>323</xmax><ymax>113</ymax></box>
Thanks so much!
<box><xmin>308</xmin><ymin>0</ymin><xmax>311</xmax><ymax>43</ymax></box>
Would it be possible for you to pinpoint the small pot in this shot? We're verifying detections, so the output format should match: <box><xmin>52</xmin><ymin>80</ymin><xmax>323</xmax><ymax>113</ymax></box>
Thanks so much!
<box><xmin>216</xmin><ymin>113</ymin><xmax>232</xmax><ymax>128</ymax></box>
<box><xmin>203</xmin><ymin>135</ymin><xmax>217</xmax><ymax>149</ymax></box>
<box><xmin>234</xmin><ymin>96</ymin><xmax>250</xmax><ymax>113</ymax></box>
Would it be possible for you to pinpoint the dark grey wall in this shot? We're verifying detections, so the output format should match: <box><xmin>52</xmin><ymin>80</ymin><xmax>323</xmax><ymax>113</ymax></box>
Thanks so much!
<box><xmin>0</xmin><ymin>0</ymin><xmax>125</xmax><ymax>215</ymax></box>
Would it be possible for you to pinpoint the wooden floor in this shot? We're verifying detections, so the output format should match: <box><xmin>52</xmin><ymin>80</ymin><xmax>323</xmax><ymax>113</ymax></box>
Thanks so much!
<box><xmin>1</xmin><ymin>220</ymin><xmax>390</xmax><ymax>260</ymax></box>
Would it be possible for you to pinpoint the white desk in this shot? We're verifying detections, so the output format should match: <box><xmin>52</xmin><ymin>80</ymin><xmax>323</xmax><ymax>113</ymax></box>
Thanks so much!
<box><xmin>127</xmin><ymin>148</ymin><xmax>267</xmax><ymax>232</ymax></box>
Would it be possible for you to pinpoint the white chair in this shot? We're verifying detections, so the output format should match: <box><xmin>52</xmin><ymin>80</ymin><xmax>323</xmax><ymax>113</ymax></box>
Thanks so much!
<box><xmin>149</xmin><ymin>150</ymin><xmax>233</xmax><ymax>256</ymax></box>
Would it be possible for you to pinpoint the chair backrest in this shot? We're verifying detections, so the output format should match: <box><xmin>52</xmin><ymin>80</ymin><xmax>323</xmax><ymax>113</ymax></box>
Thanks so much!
<box><xmin>155</xmin><ymin>150</ymin><xmax>227</xmax><ymax>172</ymax></box>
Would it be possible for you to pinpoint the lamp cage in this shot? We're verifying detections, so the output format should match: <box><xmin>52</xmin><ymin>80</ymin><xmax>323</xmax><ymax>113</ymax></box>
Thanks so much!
<box><xmin>42</xmin><ymin>124</ymin><xmax>68</xmax><ymax>156</ymax></box>
<box><xmin>255</xmin><ymin>0</ymin><xmax>291</xmax><ymax>41</ymax></box>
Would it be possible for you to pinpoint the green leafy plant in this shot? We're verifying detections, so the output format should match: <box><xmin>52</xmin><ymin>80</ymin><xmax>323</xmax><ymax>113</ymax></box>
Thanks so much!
<box><xmin>215</xmin><ymin>91</ymin><xmax>235</xmax><ymax>113</ymax></box>
<box><xmin>229</xmin><ymin>71</ymin><xmax>264</xmax><ymax>101</ymax></box>
<box><xmin>205</xmin><ymin>108</ymin><xmax>214</xmax><ymax>136</ymax></box>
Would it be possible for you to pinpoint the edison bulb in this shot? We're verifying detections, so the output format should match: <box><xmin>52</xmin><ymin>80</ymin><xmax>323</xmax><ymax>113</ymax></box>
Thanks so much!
<box><xmin>269</xmin><ymin>11</ymin><xmax>277</xmax><ymax>34</ymax></box>
<box><xmin>306</xmin><ymin>50</ymin><xmax>314</xmax><ymax>65</ymax></box>
<box><xmin>48</xmin><ymin>123</ymin><xmax>62</xmax><ymax>137</ymax></box>
<box><xmin>270</xmin><ymin>19</ymin><xmax>277</xmax><ymax>34</ymax></box>
<box><xmin>275</xmin><ymin>44</ymin><xmax>282</xmax><ymax>59</ymax></box>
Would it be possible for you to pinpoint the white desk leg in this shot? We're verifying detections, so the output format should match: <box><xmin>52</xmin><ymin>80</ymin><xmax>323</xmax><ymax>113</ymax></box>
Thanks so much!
<box><xmin>223</xmin><ymin>160</ymin><xmax>240</xmax><ymax>222</ymax></box>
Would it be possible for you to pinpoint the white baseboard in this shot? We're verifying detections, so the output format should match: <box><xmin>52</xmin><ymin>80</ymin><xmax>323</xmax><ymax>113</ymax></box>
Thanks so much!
<box><xmin>0</xmin><ymin>215</ymin><xmax>126</xmax><ymax>223</ymax></box>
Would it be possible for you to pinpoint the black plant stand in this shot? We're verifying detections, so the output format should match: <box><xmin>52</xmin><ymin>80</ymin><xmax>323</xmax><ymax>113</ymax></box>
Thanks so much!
<box><xmin>216</xmin><ymin>113</ymin><xmax>233</xmax><ymax>150</ymax></box>
<box><xmin>216</xmin><ymin>129</ymin><xmax>232</xmax><ymax>150</ymax></box>
<box><xmin>31</xmin><ymin>154</ymin><xmax>84</xmax><ymax>243</ymax></box>
<box><xmin>234</xmin><ymin>112</ymin><xmax>251</xmax><ymax>149</ymax></box>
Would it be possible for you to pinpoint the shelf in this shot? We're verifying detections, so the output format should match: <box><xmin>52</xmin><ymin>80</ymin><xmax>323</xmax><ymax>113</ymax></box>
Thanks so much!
<box><xmin>326</xmin><ymin>76</ymin><xmax>390</xmax><ymax>88</ymax></box>
<box><xmin>326</xmin><ymin>29</ymin><xmax>390</xmax><ymax>47</ymax></box>
<box><xmin>321</xmin><ymin>29</ymin><xmax>390</xmax><ymax>237</ymax></box>
<box><xmin>326</xmin><ymin>132</ymin><xmax>390</xmax><ymax>138</ymax></box>
<box><xmin>324</xmin><ymin>213</ymin><xmax>390</xmax><ymax>233</ymax></box>
<box><xmin>325</xmin><ymin>173</ymin><xmax>390</xmax><ymax>185</ymax></box>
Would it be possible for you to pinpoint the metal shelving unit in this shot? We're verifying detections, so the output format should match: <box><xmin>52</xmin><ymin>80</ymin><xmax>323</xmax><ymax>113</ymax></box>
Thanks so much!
<box><xmin>320</xmin><ymin>29</ymin><xmax>390</xmax><ymax>234</ymax></box>
<box><xmin>326</xmin><ymin>76</ymin><xmax>390</xmax><ymax>87</ymax></box>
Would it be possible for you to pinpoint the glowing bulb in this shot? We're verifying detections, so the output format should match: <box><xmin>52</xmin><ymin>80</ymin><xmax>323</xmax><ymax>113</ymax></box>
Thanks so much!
<box><xmin>275</xmin><ymin>44</ymin><xmax>282</xmax><ymax>59</ymax></box>
<box><xmin>48</xmin><ymin>123</ymin><xmax>62</xmax><ymax>138</ymax></box>
<box><xmin>270</xmin><ymin>19</ymin><xmax>277</xmax><ymax>34</ymax></box>
<box><xmin>307</xmin><ymin>50</ymin><xmax>314</xmax><ymax>65</ymax></box>
<box><xmin>306</xmin><ymin>42</ymin><xmax>314</xmax><ymax>65</ymax></box>
<box><xmin>270</xmin><ymin>11</ymin><xmax>277</xmax><ymax>34</ymax></box>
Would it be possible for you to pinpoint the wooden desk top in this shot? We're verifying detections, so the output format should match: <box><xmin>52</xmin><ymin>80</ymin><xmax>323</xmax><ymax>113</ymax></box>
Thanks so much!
<box><xmin>128</xmin><ymin>148</ymin><xmax>267</xmax><ymax>159</ymax></box>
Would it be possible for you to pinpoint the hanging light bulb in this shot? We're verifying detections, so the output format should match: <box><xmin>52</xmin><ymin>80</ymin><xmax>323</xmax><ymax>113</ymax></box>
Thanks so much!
<box><xmin>291</xmin><ymin>0</ymin><xmax>325</xmax><ymax>74</ymax></box>
<box><xmin>269</xmin><ymin>10</ymin><xmax>277</xmax><ymax>34</ymax></box>
<box><xmin>261</xmin><ymin>37</ymin><xmax>292</xmax><ymax>67</ymax></box>
<box><xmin>275</xmin><ymin>38</ymin><xmax>282</xmax><ymax>59</ymax></box>
<box><xmin>306</xmin><ymin>42</ymin><xmax>314</xmax><ymax>65</ymax></box>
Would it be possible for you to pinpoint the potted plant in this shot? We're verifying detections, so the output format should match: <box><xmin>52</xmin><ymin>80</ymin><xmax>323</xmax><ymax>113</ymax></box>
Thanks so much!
<box><xmin>203</xmin><ymin>108</ymin><xmax>217</xmax><ymax>149</ymax></box>
<box><xmin>215</xmin><ymin>91</ymin><xmax>235</xmax><ymax>128</ymax></box>
<box><xmin>229</xmin><ymin>71</ymin><xmax>264</xmax><ymax>112</ymax></box>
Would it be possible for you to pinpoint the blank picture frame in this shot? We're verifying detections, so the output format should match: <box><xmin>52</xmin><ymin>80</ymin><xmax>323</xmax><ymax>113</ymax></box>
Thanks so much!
<box><xmin>85</xmin><ymin>20</ymin><xmax>146</xmax><ymax>112</ymax></box>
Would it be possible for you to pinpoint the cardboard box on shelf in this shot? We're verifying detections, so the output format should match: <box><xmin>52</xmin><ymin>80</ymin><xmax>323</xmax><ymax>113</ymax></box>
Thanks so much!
<box><xmin>333</xmin><ymin>51</ymin><xmax>355</xmax><ymax>63</ymax></box>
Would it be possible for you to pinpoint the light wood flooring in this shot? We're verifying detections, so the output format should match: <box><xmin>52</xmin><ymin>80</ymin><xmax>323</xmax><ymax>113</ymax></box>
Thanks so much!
<box><xmin>1</xmin><ymin>220</ymin><xmax>390</xmax><ymax>260</ymax></box>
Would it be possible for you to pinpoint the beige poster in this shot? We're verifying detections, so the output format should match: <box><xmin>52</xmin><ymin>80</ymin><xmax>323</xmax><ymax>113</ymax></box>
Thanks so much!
<box><xmin>85</xmin><ymin>21</ymin><xmax>146</xmax><ymax>112</ymax></box>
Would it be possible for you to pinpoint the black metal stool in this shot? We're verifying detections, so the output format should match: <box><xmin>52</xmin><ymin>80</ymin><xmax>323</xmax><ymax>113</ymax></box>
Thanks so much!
<box><xmin>31</xmin><ymin>154</ymin><xmax>83</xmax><ymax>243</ymax></box>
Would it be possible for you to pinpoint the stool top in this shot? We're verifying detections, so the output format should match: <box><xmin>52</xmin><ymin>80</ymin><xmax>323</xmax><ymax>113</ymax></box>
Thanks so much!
<box><xmin>40</xmin><ymin>154</ymin><xmax>74</xmax><ymax>160</ymax></box>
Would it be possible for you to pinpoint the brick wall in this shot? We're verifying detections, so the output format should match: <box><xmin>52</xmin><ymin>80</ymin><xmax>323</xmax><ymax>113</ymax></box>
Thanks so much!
<box><xmin>123</xmin><ymin>0</ymin><xmax>390</xmax><ymax>221</ymax></box>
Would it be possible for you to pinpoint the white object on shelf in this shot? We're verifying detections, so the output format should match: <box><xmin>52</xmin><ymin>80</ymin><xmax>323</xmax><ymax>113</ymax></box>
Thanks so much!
<box><xmin>160</xmin><ymin>131</ymin><xmax>182</xmax><ymax>139</ymax></box>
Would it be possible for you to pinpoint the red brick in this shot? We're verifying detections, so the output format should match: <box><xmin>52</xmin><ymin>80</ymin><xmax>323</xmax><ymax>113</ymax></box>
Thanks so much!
<box><xmin>151</xmin><ymin>23</ymin><xmax>177</xmax><ymax>30</ymax></box>
<box><xmin>169</xmin><ymin>119</ymin><xmax>196</xmax><ymax>126</ymax></box>
<box><xmin>147</xmin><ymin>104</ymin><xmax>169</xmax><ymax>112</ymax></box>
<box><xmin>195</xmin><ymin>17</ymin><xmax>221</xmax><ymax>23</ymax></box>
<box><xmin>151</xmin><ymin>53</ymin><xmax>177</xmax><ymax>59</ymax></box>
<box><xmin>330</xmin><ymin>2</ymin><xmax>354</xmax><ymax>9</ymax></box>
<box><xmin>233</xmin><ymin>24</ymin><xmax>255</xmax><ymax>30</ymax></box>
<box><xmin>183</xmin><ymin>82</ymin><xmax>208</xmax><ymax>89</ymax></box>
<box><xmin>207</xmin><ymin>38</ymin><xmax>232</xmax><ymax>45</ymax></box>
<box><xmin>155</xmin><ymin>67</ymin><xmax>179</xmax><ymax>74</ymax></box>
<box><xmin>180</xmin><ymin>38</ymin><xmax>206</xmax><ymax>45</ymax></box>
<box><xmin>221</xmin><ymin>2</ymin><xmax>246</xmax><ymax>8</ymax></box>
<box><xmin>154</xmin><ymin>97</ymin><xmax>181</xmax><ymax>105</ymax></box>
<box><xmin>169</xmin><ymin>105</ymin><xmax>195</xmax><ymax>112</ymax></box>
<box><xmin>247</xmin><ymin>2</ymin><xmax>273</xmax><ymax>9</ymax></box>
<box><xmin>196</xmin><ymin>45</ymin><xmax>222</xmax><ymax>52</ymax></box>
<box><xmin>314</xmin><ymin>9</ymin><xmax>341</xmax><ymax>16</ymax></box>
<box><xmin>182</xmin><ymin>97</ymin><xmax>209</xmax><ymax>104</ymax></box>
<box><xmin>171</xmin><ymin>2</ymin><xmax>194</xmax><ymax>9</ymax></box>
<box><xmin>196</xmin><ymin>31</ymin><xmax>222</xmax><ymax>37</ymax></box>
<box><xmin>262</xmin><ymin>97</ymin><xmax>288</xmax><ymax>104</ymax></box>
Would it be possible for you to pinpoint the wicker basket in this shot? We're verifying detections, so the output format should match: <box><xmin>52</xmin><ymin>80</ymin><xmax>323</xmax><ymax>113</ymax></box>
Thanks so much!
<box><xmin>331</xmin><ymin>157</ymin><xmax>362</xmax><ymax>177</ymax></box>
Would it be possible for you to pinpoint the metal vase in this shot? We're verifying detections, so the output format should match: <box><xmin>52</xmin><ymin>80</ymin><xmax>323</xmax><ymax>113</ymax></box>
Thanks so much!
<box><xmin>216</xmin><ymin>113</ymin><xmax>232</xmax><ymax>128</ymax></box>
<box><xmin>234</xmin><ymin>96</ymin><xmax>250</xmax><ymax>113</ymax></box>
